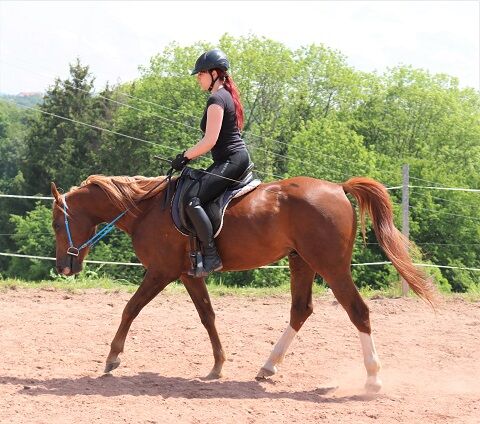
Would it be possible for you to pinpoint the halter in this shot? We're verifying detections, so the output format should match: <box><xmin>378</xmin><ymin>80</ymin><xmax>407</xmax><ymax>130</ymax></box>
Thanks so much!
<box><xmin>62</xmin><ymin>194</ymin><xmax>128</xmax><ymax>257</ymax></box>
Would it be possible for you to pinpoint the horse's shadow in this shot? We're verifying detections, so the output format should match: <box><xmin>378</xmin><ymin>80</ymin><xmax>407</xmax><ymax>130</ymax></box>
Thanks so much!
<box><xmin>0</xmin><ymin>373</ymin><xmax>378</xmax><ymax>403</ymax></box>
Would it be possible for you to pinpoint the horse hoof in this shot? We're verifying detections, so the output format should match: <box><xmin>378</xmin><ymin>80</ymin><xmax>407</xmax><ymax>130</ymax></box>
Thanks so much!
<box><xmin>104</xmin><ymin>359</ymin><xmax>121</xmax><ymax>373</ymax></box>
<box><xmin>255</xmin><ymin>366</ymin><xmax>277</xmax><ymax>380</ymax></box>
<box><xmin>365</xmin><ymin>377</ymin><xmax>382</xmax><ymax>393</ymax></box>
<box><xmin>203</xmin><ymin>370</ymin><xmax>223</xmax><ymax>380</ymax></box>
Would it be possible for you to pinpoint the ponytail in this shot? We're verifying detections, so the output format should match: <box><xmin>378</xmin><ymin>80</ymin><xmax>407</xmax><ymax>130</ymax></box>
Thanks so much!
<box><xmin>215</xmin><ymin>69</ymin><xmax>244</xmax><ymax>130</ymax></box>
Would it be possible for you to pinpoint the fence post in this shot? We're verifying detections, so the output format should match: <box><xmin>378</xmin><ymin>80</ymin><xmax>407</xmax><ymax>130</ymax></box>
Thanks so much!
<box><xmin>401</xmin><ymin>164</ymin><xmax>410</xmax><ymax>296</ymax></box>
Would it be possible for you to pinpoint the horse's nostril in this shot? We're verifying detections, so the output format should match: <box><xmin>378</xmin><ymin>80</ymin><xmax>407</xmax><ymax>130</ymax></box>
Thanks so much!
<box><xmin>56</xmin><ymin>266</ymin><xmax>63</xmax><ymax>274</ymax></box>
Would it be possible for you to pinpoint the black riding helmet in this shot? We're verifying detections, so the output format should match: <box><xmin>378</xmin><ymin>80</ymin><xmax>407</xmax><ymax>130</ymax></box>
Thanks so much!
<box><xmin>191</xmin><ymin>49</ymin><xmax>229</xmax><ymax>75</ymax></box>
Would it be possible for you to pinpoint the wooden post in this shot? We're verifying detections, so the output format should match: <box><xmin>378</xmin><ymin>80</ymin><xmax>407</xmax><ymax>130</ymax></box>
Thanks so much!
<box><xmin>401</xmin><ymin>164</ymin><xmax>410</xmax><ymax>296</ymax></box>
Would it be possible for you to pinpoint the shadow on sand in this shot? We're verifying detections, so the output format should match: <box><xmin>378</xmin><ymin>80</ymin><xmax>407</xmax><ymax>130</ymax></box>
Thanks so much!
<box><xmin>0</xmin><ymin>373</ymin><xmax>379</xmax><ymax>403</ymax></box>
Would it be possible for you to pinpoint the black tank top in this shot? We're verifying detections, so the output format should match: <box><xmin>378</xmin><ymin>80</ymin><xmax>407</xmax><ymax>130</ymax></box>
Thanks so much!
<box><xmin>200</xmin><ymin>88</ymin><xmax>246</xmax><ymax>162</ymax></box>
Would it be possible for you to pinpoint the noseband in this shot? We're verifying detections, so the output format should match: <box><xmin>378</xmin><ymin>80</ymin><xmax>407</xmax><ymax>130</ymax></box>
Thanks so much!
<box><xmin>62</xmin><ymin>194</ymin><xmax>128</xmax><ymax>257</ymax></box>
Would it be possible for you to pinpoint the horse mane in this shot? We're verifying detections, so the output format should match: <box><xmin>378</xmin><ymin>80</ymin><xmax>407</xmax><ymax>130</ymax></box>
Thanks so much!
<box><xmin>73</xmin><ymin>174</ymin><xmax>170</xmax><ymax>215</ymax></box>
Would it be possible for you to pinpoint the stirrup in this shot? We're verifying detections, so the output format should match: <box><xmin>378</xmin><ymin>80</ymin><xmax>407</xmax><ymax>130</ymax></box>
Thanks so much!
<box><xmin>187</xmin><ymin>255</ymin><xmax>222</xmax><ymax>278</ymax></box>
<box><xmin>187</xmin><ymin>235</ymin><xmax>222</xmax><ymax>278</ymax></box>
<box><xmin>187</xmin><ymin>247</ymin><xmax>204</xmax><ymax>278</ymax></box>
<box><xmin>188</xmin><ymin>265</ymin><xmax>222</xmax><ymax>279</ymax></box>
<box><xmin>187</xmin><ymin>265</ymin><xmax>208</xmax><ymax>278</ymax></box>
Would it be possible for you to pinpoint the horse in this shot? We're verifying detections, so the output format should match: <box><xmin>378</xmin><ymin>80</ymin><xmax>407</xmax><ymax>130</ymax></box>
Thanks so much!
<box><xmin>50</xmin><ymin>173</ymin><xmax>437</xmax><ymax>393</ymax></box>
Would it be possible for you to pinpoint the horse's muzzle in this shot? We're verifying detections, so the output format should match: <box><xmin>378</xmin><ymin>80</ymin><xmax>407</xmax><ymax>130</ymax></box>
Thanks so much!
<box><xmin>56</xmin><ymin>255</ymin><xmax>83</xmax><ymax>276</ymax></box>
<box><xmin>56</xmin><ymin>265</ymin><xmax>72</xmax><ymax>276</ymax></box>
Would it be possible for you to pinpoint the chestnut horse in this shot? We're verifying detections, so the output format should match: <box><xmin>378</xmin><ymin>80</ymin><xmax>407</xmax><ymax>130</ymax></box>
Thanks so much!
<box><xmin>50</xmin><ymin>174</ymin><xmax>436</xmax><ymax>392</ymax></box>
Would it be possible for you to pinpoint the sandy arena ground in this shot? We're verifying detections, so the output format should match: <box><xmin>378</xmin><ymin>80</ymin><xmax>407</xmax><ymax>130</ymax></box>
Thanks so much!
<box><xmin>0</xmin><ymin>287</ymin><xmax>479</xmax><ymax>424</ymax></box>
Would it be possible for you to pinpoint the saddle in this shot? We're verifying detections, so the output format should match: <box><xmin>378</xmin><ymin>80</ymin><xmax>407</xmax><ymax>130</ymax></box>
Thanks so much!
<box><xmin>171</xmin><ymin>162</ymin><xmax>261</xmax><ymax>237</ymax></box>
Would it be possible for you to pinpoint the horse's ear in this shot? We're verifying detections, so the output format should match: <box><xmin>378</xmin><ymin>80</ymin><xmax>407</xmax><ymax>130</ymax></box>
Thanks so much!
<box><xmin>51</xmin><ymin>182</ymin><xmax>62</xmax><ymax>204</ymax></box>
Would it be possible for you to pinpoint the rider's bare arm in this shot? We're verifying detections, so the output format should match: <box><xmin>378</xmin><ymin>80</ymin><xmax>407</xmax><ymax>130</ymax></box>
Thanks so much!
<box><xmin>185</xmin><ymin>104</ymin><xmax>223</xmax><ymax>159</ymax></box>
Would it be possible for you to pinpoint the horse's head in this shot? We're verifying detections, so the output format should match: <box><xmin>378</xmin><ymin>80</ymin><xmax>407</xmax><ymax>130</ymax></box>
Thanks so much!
<box><xmin>51</xmin><ymin>182</ymin><xmax>96</xmax><ymax>276</ymax></box>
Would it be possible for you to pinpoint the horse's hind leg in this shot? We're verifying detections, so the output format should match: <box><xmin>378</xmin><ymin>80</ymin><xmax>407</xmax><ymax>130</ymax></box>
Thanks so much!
<box><xmin>322</xmin><ymin>268</ymin><xmax>382</xmax><ymax>393</ymax></box>
<box><xmin>181</xmin><ymin>274</ymin><xmax>226</xmax><ymax>379</ymax></box>
<box><xmin>256</xmin><ymin>252</ymin><xmax>315</xmax><ymax>380</ymax></box>
<box><xmin>105</xmin><ymin>269</ymin><xmax>172</xmax><ymax>373</ymax></box>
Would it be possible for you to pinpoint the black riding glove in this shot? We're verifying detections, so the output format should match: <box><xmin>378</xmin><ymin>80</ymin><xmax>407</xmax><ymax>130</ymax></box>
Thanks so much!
<box><xmin>171</xmin><ymin>152</ymin><xmax>190</xmax><ymax>171</ymax></box>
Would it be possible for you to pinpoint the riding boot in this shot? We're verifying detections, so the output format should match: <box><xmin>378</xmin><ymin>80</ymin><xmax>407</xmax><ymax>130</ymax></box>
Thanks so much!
<box><xmin>201</xmin><ymin>240</ymin><xmax>223</xmax><ymax>274</ymax></box>
<box><xmin>186</xmin><ymin>197</ymin><xmax>223</xmax><ymax>275</ymax></box>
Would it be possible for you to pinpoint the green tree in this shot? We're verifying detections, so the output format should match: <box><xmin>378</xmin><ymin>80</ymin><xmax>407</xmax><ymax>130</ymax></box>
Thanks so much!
<box><xmin>287</xmin><ymin>117</ymin><xmax>376</xmax><ymax>181</ymax></box>
<box><xmin>21</xmin><ymin>59</ymin><xmax>117</xmax><ymax>195</ymax></box>
<box><xmin>353</xmin><ymin>66</ymin><xmax>480</xmax><ymax>173</ymax></box>
<box><xmin>0</xmin><ymin>101</ymin><xmax>32</xmax><ymax>274</ymax></box>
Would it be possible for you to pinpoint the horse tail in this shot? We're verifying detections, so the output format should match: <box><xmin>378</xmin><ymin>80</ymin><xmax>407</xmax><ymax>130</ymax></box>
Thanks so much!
<box><xmin>342</xmin><ymin>177</ymin><xmax>437</xmax><ymax>306</ymax></box>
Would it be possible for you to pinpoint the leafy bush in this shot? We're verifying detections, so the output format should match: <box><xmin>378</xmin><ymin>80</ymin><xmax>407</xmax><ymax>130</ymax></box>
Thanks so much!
<box><xmin>8</xmin><ymin>202</ymin><xmax>55</xmax><ymax>280</ymax></box>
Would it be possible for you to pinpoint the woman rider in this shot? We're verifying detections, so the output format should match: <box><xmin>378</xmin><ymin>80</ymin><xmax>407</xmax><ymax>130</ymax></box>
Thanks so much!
<box><xmin>170</xmin><ymin>49</ymin><xmax>251</xmax><ymax>276</ymax></box>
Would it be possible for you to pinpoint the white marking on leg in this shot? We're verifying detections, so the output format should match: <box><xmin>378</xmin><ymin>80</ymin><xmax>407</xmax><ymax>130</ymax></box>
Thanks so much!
<box><xmin>359</xmin><ymin>332</ymin><xmax>382</xmax><ymax>392</ymax></box>
<box><xmin>262</xmin><ymin>325</ymin><xmax>297</xmax><ymax>374</ymax></box>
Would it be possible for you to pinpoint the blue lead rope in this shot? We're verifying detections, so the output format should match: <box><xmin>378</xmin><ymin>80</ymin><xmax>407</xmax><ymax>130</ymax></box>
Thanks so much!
<box><xmin>63</xmin><ymin>194</ymin><xmax>128</xmax><ymax>256</ymax></box>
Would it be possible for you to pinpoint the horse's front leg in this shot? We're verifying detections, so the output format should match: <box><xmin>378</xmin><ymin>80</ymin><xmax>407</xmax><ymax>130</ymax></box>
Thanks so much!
<box><xmin>104</xmin><ymin>269</ymin><xmax>173</xmax><ymax>373</ymax></box>
<box><xmin>181</xmin><ymin>274</ymin><xmax>226</xmax><ymax>379</ymax></box>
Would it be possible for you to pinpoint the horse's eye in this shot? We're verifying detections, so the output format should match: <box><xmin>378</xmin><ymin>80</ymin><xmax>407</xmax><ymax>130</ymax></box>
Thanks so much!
<box><xmin>53</xmin><ymin>222</ymin><xmax>61</xmax><ymax>231</ymax></box>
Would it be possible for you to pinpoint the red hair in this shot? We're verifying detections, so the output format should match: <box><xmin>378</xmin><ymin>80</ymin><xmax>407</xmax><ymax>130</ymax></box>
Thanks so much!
<box><xmin>214</xmin><ymin>69</ymin><xmax>244</xmax><ymax>130</ymax></box>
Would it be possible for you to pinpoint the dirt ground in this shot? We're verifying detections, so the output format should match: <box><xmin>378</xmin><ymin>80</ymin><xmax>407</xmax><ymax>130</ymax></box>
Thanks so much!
<box><xmin>0</xmin><ymin>287</ymin><xmax>479</xmax><ymax>424</ymax></box>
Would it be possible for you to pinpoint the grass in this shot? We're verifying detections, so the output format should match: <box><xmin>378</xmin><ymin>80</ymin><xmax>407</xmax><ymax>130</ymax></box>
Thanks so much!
<box><xmin>0</xmin><ymin>277</ymin><xmax>137</xmax><ymax>293</ymax></box>
<box><xmin>0</xmin><ymin>277</ymin><xmax>322</xmax><ymax>297</ymax></box>
<box><xmin>1</xmin><ymin>276</ymin><xmax>479</xmax><ymax>301</ymax></box>
<box><xmin>456</xmin><ymin>284</ymin><xmax>480</xmax><ymax>302</ymax></box>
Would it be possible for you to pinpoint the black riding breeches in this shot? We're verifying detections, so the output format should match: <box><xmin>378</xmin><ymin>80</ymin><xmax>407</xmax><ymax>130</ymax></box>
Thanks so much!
<box><xmin>185</xmin><ymin>149</ymin><xmax>251</xmax><ymax>205</ymax></box>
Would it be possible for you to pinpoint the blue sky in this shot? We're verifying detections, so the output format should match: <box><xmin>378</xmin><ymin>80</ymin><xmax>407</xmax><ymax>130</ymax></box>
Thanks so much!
<box><xmin>0</xmin><ymin>1</ymin><xmax>478</xmax><ymax>94</ymax></box>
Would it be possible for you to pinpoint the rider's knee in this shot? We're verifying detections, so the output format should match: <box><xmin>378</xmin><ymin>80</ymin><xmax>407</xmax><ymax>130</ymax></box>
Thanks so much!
<box><xmin>186</xmin><ymin>196</ymin><xmax>201</xmax><ymax>211</ymax></box>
